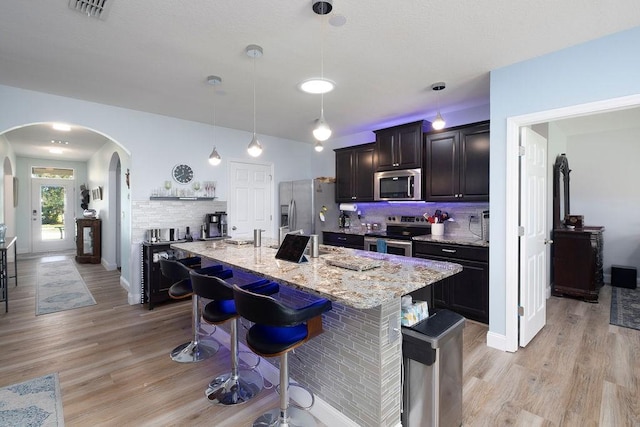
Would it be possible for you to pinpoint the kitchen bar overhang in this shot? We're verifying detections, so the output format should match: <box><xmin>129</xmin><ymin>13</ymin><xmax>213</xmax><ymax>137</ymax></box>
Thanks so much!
<box><xmin>171</xmin><ymin>239</ymin><xmax>462</xmax><ymax>426</ymax></box>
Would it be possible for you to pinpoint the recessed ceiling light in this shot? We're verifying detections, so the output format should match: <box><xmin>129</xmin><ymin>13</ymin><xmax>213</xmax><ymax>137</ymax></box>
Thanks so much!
<box><xmin>299</xmin><ymin>78</ymin><xmax>335</xmax><ymax>94</ymax></box>
<box><xmin>52</xmin><ymin>123</ymin><xmax>71</xmax><ymax>131</ymax></box>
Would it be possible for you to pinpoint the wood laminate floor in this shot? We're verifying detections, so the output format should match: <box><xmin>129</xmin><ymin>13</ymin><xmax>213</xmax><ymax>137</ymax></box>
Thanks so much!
<box><xmin>1</xmin><ymin>253</ymin><xmax>638</xmax><ymax>426</ymax></box>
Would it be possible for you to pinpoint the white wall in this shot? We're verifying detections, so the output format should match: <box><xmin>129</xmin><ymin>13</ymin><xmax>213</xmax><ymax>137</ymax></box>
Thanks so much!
<box><xmin>566</xmin><ymin>127</ymin><xmax>640</xmax><ymax>277</ymax></box>
<box><xmin>0</xmin><ymin>134</ymin><xmax>17</xmax><ymax>230</ymax></box>
<box><xmin>88</xmin><ymin>139</ymin><xmax>131</xmax><ymax>270</ymax></box>
<box><xmin>490</xmin><ymin>25</ymin><xmax>640</xmax><ymax>342</ymax></box>
<box><xmin>14</xmin><ymin>157</ymin><xmax>88</xmax><ymax>254</ymax></box>
<box><xmin>0</xmin><ymin>84</ymin><xmax>315</xmax><ymax>302</ymax></box>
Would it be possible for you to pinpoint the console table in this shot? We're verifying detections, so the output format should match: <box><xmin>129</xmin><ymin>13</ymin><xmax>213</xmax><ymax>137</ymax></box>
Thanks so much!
<box><xmin>1</xmin><ymin>237</ymin><xmax>18</xmax><ymax>312</ymax></box>
<box><xmin>76</xmin><ymin>219</ymin><xmax>101</xmax><ymax>264</ymax></box>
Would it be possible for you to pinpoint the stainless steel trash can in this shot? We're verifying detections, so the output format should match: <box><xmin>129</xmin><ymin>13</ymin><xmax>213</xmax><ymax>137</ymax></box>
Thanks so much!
<box><xmin>402</xmin><ymin>309</ymin><xmax>465</xmax><ymax>427</ymax></box>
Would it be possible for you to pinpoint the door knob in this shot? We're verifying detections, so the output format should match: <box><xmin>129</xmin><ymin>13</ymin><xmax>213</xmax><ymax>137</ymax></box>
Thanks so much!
<box><xmin>232</xmin><ymin>226</ymin><xmax>237</xmax><ymax>230</ymax></box>
<box><xmin>544</xmin><ymin>239</ymin><xmax>553</xmax><ymax>244</ymax></box>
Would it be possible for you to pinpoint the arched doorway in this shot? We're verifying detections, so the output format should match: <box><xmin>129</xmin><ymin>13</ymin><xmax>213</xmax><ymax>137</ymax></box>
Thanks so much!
<box><xmin>108</xmin><ymin>152</ymin><xmax>122</xmax><ymax>269</ymax></box>
<box><xmin>2</xmin><ymin>157</ymin><xmax>16</xmax><ymax>262</ymax></box>
<box><xmin>0</xmin><ymin>123</ymin><xmax>130</xmax><ymax>272</ymax></box>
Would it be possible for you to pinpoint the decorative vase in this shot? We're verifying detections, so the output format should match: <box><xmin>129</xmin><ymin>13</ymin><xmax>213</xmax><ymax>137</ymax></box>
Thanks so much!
<box><xmin>431</xmin><ymin>223</ymin><xmax>444</xmax><ymax>236</ymax></box>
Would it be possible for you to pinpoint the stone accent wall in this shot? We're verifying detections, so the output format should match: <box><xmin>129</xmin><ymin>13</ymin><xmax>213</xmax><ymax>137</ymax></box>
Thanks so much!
<box><xmin>131</xmin><ymin>199</ymin><xmax>227</xmax><ymax>242</ymax></box>
<box><xmin>128</xmin><ymin>199</ymin><xmax>227</xmax><ymax>303</ymax></box>
<box><xmin>349</xmin><ymin>201</ymin><xmax>489</xmax><ymax>239</ymax></box>
<box><xmin>228</xmin><ymin>284</ymin><xmax>403</xmax><ymax>426</ymax></box>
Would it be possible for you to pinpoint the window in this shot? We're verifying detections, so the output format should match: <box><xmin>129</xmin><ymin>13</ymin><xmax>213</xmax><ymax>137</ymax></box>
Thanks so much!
<box><xmin>32</xmin><ymin>167</ymin><xmax>74</xmax><ymax>179</ymax></box>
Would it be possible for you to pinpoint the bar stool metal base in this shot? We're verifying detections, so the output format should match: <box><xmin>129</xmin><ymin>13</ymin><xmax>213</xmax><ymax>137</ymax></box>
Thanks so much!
<box><xmin>252</xmin><ymin>407</ymin><xmax>316</xmax><ymax>427</ymax></box>
<box><xmin>206</xmin><ymin>368</ymin><xmax>264</xmax><ymax>405</ymax></box>
<box><xmin>170</xmin><ymin>340</ymin><xmax>219</xmax><ymax>363</ymax></box>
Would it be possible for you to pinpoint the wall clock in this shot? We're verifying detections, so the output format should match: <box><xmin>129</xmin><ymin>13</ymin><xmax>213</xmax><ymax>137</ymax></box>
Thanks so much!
<box><xmin>172</xmin><ymin>164</ymin><xmax>194</xmax><ymax>184</ymax></box>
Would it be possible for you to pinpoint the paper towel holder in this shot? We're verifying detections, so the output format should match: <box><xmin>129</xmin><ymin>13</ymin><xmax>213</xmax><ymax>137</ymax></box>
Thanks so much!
<box><xmin>339</xmin><ymin>203</ymin><xmax>358</xmax><ymax>212</ymax></box>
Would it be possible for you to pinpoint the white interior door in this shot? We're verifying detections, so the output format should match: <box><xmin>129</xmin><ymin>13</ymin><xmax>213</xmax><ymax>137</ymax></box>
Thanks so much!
<box><xmin>519</xmin><ymin>127</ymin><xmax>549</xmax><ymax>346</ymax></box>
<box><xmin>31</xmin><ymin>179</ymin><xmax>76</xmax><ymax>252</ymax></box>
<box><xmin>228</xmin><ymin>161</ymin><xmax>273</xmax><ymax>239</ymax></box>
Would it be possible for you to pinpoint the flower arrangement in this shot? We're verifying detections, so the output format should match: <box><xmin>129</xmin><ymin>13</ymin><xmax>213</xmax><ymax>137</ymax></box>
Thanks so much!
<box><xmin>423</xmin><ymin>209</ymin><xmax>451</xmax><ymax>223</ymax></box>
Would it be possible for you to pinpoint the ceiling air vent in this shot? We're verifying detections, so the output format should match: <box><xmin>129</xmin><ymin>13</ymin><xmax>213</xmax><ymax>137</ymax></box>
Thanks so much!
<box><xmin>68</xmin><ymin>0</ymin><xmax>112</xmax><ymax>20</ymax></box>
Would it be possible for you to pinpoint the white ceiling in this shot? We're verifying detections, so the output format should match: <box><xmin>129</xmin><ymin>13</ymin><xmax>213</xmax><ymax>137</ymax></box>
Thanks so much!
<box><xmin>1</xmin><ymin>0</ymin><xmax>640</xmax><ymax>160</ymax></box>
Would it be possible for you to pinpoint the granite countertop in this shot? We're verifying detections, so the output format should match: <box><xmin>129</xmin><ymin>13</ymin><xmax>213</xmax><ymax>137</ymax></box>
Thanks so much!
<box><xmin>412</xmin><ymin>234</ymin><xmax>489</xmax><ymax>248</ymax></box>
<box><xmin>171</xmin><ymin>239</ymin><xmax>462</xmax><ymax>309</ymax></box>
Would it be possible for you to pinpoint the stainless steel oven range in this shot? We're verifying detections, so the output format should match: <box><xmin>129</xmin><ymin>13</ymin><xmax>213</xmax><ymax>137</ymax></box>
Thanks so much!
<box><xmin>363</xmin><ymin>215</ymin><xmax>431</xmax><ymax>257</ymax></box>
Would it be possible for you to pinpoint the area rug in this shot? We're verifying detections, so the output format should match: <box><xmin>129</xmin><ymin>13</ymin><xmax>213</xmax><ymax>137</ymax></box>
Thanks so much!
<box><xmin>36</xmin><ymin>260</ymin><xmax>96</xmax><ymax>315</ymax></box>
<box><xmin>0</xmin><ymin>373</ymin><xmax>65</xmax><ymax>426</ymax></box>
<box><xmin>610</xmin><ymin>285</ymin><xmax>640</xmax><ymax>331</ymax></box>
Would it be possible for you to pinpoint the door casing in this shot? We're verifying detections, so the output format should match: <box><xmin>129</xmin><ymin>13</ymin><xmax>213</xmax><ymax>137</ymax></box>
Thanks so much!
<box><xmin>498</xmin><ymin>93</ymin><xmax>640</xmax><ymax>352</ymax></box>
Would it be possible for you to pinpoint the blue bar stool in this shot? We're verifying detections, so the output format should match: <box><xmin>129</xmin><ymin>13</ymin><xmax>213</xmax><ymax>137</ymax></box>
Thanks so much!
<box><xmin>190</xmin><ymin>270</ymin><xmax>279</xmax><ymax>405</ymax></box>
<box><xmin>159</xmin><ymin>259</ymin><xmax>233</xmax><ymax>363</ymax></box>
<box><xmin>233</xmin><ymin>284</ymin><xmax>332</xmax><ymax>427</ymax></box>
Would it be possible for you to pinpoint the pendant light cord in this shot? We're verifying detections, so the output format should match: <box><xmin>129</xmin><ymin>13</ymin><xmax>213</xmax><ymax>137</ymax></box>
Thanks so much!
<box><xmin>320</xmin><ymin>15</ymin><xmax>326</xmax><ymax>116</ymax></box>
<box><xmin>213</xmin><ymin>82</ymin><xmax>217</xmax><ymax>141</ymax></box>
<box><xmin>253</xmin><ymin>53</ymin><xmax>257</xmax><ymax>135</ymax></box>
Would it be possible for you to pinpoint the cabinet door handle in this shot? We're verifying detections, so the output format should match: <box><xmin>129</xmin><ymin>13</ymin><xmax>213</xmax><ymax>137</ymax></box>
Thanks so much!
<box><xmin>442</xmin><ymin>248</ymin><xmax>457</xmax><ymax>253</ymax></box>
<box><xmin>544</xmin><ymin>239</ymin><xmax>554</xmax><ymax>245</ymax></box>
<box><xmin>337</xmin><ymin>237</ymin><xmax>347</xmax><ymax>241</ymax></box>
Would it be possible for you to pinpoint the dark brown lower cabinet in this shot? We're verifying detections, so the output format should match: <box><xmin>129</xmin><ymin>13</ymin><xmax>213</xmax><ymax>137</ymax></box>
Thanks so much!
<box><xmin>552</xmin><ymin>226</ymin><xmax>604</xmax><ymax>302</ymax></box>
<box><xmin>75</xmin><ymin>218</ymin><xmax>101</xmax><ymax>264</ymax></box>
<box><xmin>413</xmin><ymin>241</ymin><xmax>489</xmax><ymax>324</ymax></box>
<box><xmin>322</xmin><ymin>231</ymin><xmax>364</xmax><ymax>250</ymax></box>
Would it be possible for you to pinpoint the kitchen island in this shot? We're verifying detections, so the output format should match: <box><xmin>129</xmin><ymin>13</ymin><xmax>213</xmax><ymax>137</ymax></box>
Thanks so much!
<box><xmin>172</xmin><ymin>239</ymin><xmax>461</xmax><ymax>426</ymax></box>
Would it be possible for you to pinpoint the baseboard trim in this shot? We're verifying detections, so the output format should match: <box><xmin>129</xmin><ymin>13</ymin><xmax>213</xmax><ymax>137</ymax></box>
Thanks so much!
<box><xmin>487</xmin><ymin>330</ymin><xmax>514</xmax><ymax>352</ymax></box>
<box><xmin>102</xmin><ymin>259</ymin><xmax>118</xmax><ymax>271</ymax></box>
<box><xmin>206</xmin><ymin>325</ymin><xmax>359</xmax><ymax>427</ymax></box>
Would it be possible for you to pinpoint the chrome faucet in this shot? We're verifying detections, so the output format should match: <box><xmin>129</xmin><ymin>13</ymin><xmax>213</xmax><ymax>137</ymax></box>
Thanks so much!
<box><xmin>278</xmin><ymin>226</ymin><xmax>290</xmax><ymax>246</ymax></box>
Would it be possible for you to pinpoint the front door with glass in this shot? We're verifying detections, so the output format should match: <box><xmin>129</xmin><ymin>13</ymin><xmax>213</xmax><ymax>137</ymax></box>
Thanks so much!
<box><xmin>31</xmin><ymin>178</ymin><xmax>76</xmax><ymax>252</ymax></box>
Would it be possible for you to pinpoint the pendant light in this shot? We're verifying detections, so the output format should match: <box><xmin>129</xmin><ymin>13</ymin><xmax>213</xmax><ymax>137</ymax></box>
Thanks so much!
<box><xmin>314</xmin><ymin>141</ymin><xmax>324</xmax><ymax>152</ymax></box>
<box><xmin>246</xmin><ymin>44</ymin><xmax>263</xmax><ymax>157</ymax></box>
<box><xmin>312</xmin><ymin>2</ymin><xmax>332</xmax><ymax>146</ymax></box>
<box><xmin>207</xmin><ymin>75</ymin><xmax>222</xmax><ymax>166</ymax></box>
<box><xmin>431</xmin><ymin>82</ymin><xmax>446</xmax><ymax>130</ymax></box>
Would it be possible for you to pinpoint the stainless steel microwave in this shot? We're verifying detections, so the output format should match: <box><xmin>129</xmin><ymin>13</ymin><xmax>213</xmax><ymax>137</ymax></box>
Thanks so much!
<box><xmin>374</xmin><ymin>168</ymin><xmax>422</xmax><ymax>201</ymax></box>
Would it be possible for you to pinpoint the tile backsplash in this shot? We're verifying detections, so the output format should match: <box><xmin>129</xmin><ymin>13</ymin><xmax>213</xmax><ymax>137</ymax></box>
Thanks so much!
<box><xmin>345</xmin><ymin>201</ymin><xmax>489</xmax><ymax>239</ymax></box>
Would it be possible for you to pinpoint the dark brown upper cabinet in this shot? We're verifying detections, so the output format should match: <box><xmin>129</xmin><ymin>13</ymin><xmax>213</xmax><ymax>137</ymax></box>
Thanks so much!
<box><xmin>334</xmin><ymin>143</ymin><xmax>375</xmax><ymax>202</ymax></box>
<box><xmin>424</xmin><ymin>121</ymin><xmax>490</xmax><ymax>202</ymax></box>
<box><xmin>374</xmin><ymin>121</ymin><xmax>427</xmax><ymax>171</ymax></box>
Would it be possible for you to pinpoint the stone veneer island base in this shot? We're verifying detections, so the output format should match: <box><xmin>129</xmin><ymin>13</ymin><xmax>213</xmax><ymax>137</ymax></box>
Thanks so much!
<box><xmin>172</xmin><ymin>239</ymin><xmax>461</xmax><ymax>426</ymax></box>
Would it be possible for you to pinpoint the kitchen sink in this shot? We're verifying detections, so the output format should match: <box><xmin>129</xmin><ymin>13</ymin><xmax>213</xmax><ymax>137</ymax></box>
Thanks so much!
<box><xmin>267</xmin><ymin>244</ymin><xmax>332</xmax><ymax>256</ymax></box>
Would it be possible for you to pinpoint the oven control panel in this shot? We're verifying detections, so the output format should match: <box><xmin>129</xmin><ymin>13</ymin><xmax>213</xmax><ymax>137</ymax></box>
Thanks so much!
<box><xmin>386</xmin><ymin>215</ymin><xmax>430</xmax><ymax>225</ymax></box>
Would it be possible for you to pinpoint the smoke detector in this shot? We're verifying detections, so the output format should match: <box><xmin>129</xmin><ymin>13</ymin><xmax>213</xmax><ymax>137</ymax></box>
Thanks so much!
<box><xmin>312</xmin><ymin>0</ymin><xmax>333</xmax><ymax>15</ymax></box>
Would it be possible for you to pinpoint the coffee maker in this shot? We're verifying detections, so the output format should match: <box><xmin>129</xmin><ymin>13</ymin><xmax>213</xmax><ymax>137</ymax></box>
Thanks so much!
<box><xmin>204</xmin><ymin>212</ymin><xmax>228</xmax><ymax>238</ymax></box>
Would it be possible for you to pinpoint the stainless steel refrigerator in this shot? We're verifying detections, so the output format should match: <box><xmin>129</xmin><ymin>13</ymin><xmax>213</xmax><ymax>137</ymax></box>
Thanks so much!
<box><xmin>279</xmin><ymin>179</ymin><xmax>338</xmax><ymax>244</ymax></box>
